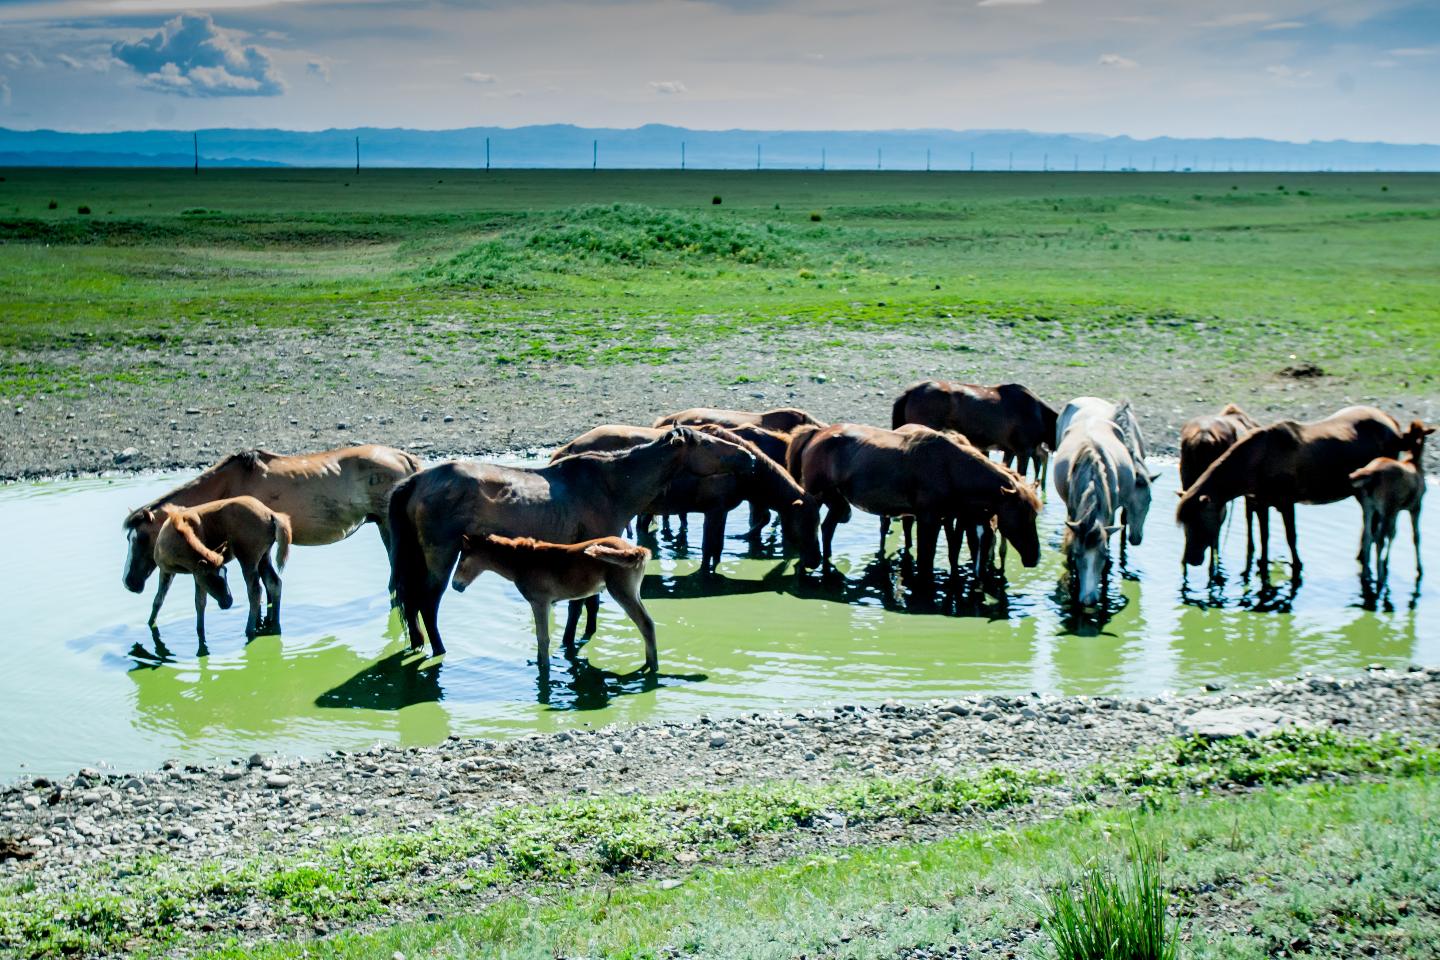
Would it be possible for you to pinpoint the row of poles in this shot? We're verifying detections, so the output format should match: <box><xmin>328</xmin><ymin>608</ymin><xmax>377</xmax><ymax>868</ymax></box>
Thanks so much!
<box><xmin>186</xmin><ymin>135</ymin><xmax>1346</xmax><ymax>175</ymax></box>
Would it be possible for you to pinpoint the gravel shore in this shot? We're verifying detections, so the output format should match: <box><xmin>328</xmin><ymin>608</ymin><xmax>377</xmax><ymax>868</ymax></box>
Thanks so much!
<box><xmin>4</xmin><ymin>667</ymin><xmax>1437</xmax><ymax>895</ymax></box>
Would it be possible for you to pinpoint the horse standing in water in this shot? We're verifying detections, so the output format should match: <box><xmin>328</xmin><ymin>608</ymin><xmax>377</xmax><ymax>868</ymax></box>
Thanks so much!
<box><xmin>1052</xmin><ymin>415</ymin><xmax>1138</xmax><ymax>608</ymax></box>
<box><xmin>1351</xmin><ymin>446</ymin><xmax>1429</xmax><ymax>592</ymax></box>
<box><xmin>122</xmin><ymin>446</ymin><xmax>420</xmax><ymax>617</ymax></box>
<box><xmin>654</xmin><ymin>406</ymin><xmax>826</xmax><ymax>434</ymax></box>
<box><xmin>389</xmin><ymin>427</ymin><xmax>755</xmax><ymax>655</ymax></box>
<box><xmin>1177</xmin><ymin>406</ymin><xmax>1428</xmax><ymax>581</ymax></box>
<box><xmin>891</xmin><ymin>380</ymin><xmax>1057</xmax><ymax>483</ymax></box>
<box><xmin>1055</xmin><ymin>397</ymin><xmax>1158</xmax><ymax>549</ymax></box>
<box><xmin>1179</xmin><ymin>404</ymin><xmax>1263</xmax><ymax>576</ymax></box>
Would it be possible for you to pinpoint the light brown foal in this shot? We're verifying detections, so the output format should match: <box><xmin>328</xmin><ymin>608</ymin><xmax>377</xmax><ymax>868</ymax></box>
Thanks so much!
<box><xmin>1351</xmin><ymin>453</ymin><xmax>1426</xmax><ymax>588</ymax></box>
<box><xmin>153</xmin><ymin>496</ymin><xmax>292</xmax><ymax>641</ymax></box>
<box><xmin>451</xmin><ymin>534</ymin><xmax>657</xmax><ymax>673</ymax></box>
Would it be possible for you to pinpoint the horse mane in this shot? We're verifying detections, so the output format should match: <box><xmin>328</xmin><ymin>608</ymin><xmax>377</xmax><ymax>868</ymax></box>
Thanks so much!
<box><xmin>1112</xmin><ymin>400</ymin><xmax>1148</xmax><ymax>462</ymax></box>
<box><xmin>123</xmin><ymin>448</ymin><xmax>280</xmax><ymax>529</ymax></box>
<box><xmin>1177</xmin><ymin>426</ymin><xmax>1286</xmax><ymax>521</ymax></box>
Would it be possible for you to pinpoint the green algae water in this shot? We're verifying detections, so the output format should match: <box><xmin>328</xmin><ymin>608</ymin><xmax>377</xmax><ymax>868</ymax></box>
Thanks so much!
<box><xmin>2</xmin><ymin>460</ymin><xmax>1435</xmax><ymax>779</ymax></box>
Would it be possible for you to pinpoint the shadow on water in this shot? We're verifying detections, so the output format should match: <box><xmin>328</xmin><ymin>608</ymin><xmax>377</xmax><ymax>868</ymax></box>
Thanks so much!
<box><xmin>315</xmin><ymin>650</ymin><xmax>444</xmax><ymax>711</ymax></box>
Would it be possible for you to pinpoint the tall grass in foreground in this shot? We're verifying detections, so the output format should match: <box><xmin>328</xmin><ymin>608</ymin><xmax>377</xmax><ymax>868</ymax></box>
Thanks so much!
<box><xmin>1039</xmin><ymin>836</ymin><xmax>1180</xmax><ymax>960</ymax></box>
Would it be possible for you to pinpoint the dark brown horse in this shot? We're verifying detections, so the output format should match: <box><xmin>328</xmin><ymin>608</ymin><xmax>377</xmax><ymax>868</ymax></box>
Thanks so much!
<box><xmin>789</xmin><ymin>423</ymin><xmax>1042</xmax><ymax>578</ymax></box>
<box><xmin>122</xmin><ymin>446</ymin><xmax>420</xmax><ymax>608</ymax></box>
<box><xmin>891</xmin><ymin>380</ymin><xmax>1057</xmax><ymax>482</ymax></box>
<box><xmin>1179</xmin><ymin>404</ymin><xmax>1263</xmax><ymax>574</ymax></box>
<box><xmin>654</xmin><ymin>406</ymin><xmax>826</xmax><ymax>434</ymax></box>
<box><xmin>1177</xmin><ymin>406</ymin><xmax>1427</xmax><ymax>578</ymax></box>
<box><xmin>552</xmin><ymin>424</ymin><xmax>821</xmax><ymax>572</ymax></box>
<box><xmin>389</xmin><ymin>427</ymin><xmax>755</xmax><ymax>654</ymax></box>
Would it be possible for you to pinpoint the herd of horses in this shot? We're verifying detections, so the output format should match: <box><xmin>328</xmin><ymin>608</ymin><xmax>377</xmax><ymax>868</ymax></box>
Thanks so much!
<box><xmin>120</xmin><ymin>379</ymin><xmax>1432</xmax><ymax>673</ymax></box>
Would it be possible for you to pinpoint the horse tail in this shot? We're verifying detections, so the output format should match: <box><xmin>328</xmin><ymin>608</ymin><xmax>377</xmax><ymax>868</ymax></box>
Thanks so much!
<box><xmin>584</xmin><ymin>541</ymin><xmax>650</xmax><ymax>570</ymax></box>
<box><xmin>891</xmin><ymin>391</ymin><xmax>909</xmax><ymax>430</ymax></box>
<box><xmin>386</xmin><ymin>473</ymin><xmax>425</xmax><ymax>610</ymax></box>
<box><xmin>271</xmin><ymin>513</ymin><xmax>292</xmax><ymax>571</ymax></box>
<box><xmin>786</xmin><ymin>424</ymin><xmax>823</xmax><ymax>481</ymax></box>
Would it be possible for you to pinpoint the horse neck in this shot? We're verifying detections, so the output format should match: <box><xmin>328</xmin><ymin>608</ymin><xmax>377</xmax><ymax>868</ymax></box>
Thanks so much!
<box><xmin>1113</xmin><ymin>404</ymin><xmax>1146</xmax><ymax>463</ymax></box>
<box><xmin>744</xmin><ymin>457</ymin><xmax>804</xmax><ymax>508</ymax></box>
<box><xmin>1193</xmin><ymin>434</ymin><xmax>1262</xmax><ymax>503</ymax></box>
<box><xmin>143</xmin><ymin>462</ymin><xmax>239</xmax><ymax>512</ymax></box>
<box><xmin>590</xmin><ymin>441</ymin><xmax>685</xmax><ymax>515</ymax></box>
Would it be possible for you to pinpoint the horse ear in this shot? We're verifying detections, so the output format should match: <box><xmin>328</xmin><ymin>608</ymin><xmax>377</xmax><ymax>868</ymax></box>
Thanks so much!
<box><xmin>1175</xmin><ymin>490</ymin><xmax>1185</xmax><ymax>498</ymax></box>
<box><xmin>460</xmin><ymin>533</ymin><xmax>473</xmax><ymax>552</ymax></box>
<box><xmin>667</xmin><ymin>427</ymin><xmax>689</xmax><ymax>446</ymax></box>
<box><xmin>1149</xmin><ymin>472</ymin><xmax>1161</xmax><ymax>483</ymax></box>
<box><xmin>144</xmin><ymin>509</ymin><xmax>157</xmax><ymax>524</ymax></box>
<box><xmin>1198</xmin><ymin>494</ymin><xmax>1211</xmax><ymax>505</ymax></box>
<box><xmin>1065</xmin><ymin>520</ymin><xmax>1081</xmax><ymax>532</ymax></box>
<box><xmin>791</xmin><ymin>498</ymin><xmax>805</xmax><ymax>509</ymax></box>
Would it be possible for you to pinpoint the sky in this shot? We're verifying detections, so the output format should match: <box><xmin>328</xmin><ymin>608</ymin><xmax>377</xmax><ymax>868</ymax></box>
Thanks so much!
<box><xmin>0</xmin><ymin>0</ymin><xmax>1437</xmax><ymax>142</ymax></box>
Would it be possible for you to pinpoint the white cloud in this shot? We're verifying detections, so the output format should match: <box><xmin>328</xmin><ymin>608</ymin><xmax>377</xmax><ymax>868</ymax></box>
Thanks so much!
<box><xmin>1098</xmin><ymin>53</ymin><xmax>1138</xmax><ymax>69</ymax></box>
<box><xmin>111</xmin><ymin>12</ymin><xmax>284</xmax><ymax>97</ymax></box>
<box><xmin>57</xmin><ymin>53</ymin><xmax>84</xmax><ymax>69</ymax></box>
<box><xmin>4</xmin><ymin>51</ymin><xmax>43</xmax><ymax>70</ymax></box>
<box><xmin>1261</xmin><ymin>21</ymin><xmax>1304</xmax><ymax>31</ymax></box>
<box><xmin>463</xmin><ymin>71</ymin><xmax>496</xmax><ymax>84</ymax></box>
<box><xmin>0</xmin><ymin>75</ymin><xmax>9</xmax><ymax>107</ymax></box>
<box><xmin>649</xmin><ymin>79</ymin><xmax>687</xmax><ymax>94</ymax></box>
<box><xmin>1388</xmin><ymin>47</ymin><xmax>1438</xmax><ymax>57</ymax></box>
<box><xmin>1265</xmin><ymin>64</ymin><xmax>1313</xmax><ymax>80</ymax></box>
<box><xmin>1201</xmin><ymin>12</ymin><xmax>1273</xmax><ymax>28</ymax></box>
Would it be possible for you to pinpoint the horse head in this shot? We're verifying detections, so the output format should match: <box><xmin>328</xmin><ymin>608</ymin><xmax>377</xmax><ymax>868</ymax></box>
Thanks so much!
<box><xmin>781</xmin><ymin>494</ymin><xmax>824</xmax><ymax>571</ymax></box>
<box><xmin>121</xmin><ymin>507</ymin><xmax>162</xmax><ymax>593</ymax></box>
<box><xmin>995</xmin><ymin>481</ymin><xmax>1043</xmax><ymax>568</ymax></box>
<box><xmin>1125</xmin><ymin>468</ymin><xmax>1162</xmax><ymax>546</ymax></box>
<box><xmin>1064</xmin><ymin>516</ymin><xmax>1118</xmax><ymax>607</ymax></box>
<box><xmin>1176</xmin><ymin>490</ymin><xmax>1224</xmax><ymax>567</ymax></box>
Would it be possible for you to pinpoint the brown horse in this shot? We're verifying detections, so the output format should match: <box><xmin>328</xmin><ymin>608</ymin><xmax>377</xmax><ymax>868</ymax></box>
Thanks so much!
<box><xmin>892</xmin><ymin>380</ymin><xmax>1057</xmax><ymax>482</ymax></box>
<box><xmin>122</xmin><ymin>446</ymin><xmax>420</xmax><ymax>609</ymax></box>
<box><xmin>1177</xmin><ymin>406</ymin><xmax>1428</xmax><ymax>578</ymax></box>
<box><xmin>789</xmin><ymin>423</ymin><xmax>1042</xmax><ymax>577</ymax></box>
<box><xmin>389</xmin><ymin>426</ymin><xmax>755</xmax><ymax>654</ymax></box>
<box><xmin>654</xmin><ymin>406</ymin><xmax>826</xmax><ymax>434</ymax></box>
<box><xmin>1351</xmin><ymin>450</ymin><xmax>1428</xmax><ymax>590</ymax></box>
<box><xmin>553</xmin><ymin>424</ymin><xmax>821</xmax><ymax>572</ymax></box>
<box><xmin>453</xmin><ymin>534</ymin><xmax>656</xmax><ymax>673</ymax></box>
<box><xmin>153</xmin><ymin>496</ymin><xmax>292</xmax><ymax>641</ymax></box>
<box><xmin>1179</xmin><ymin>404</ymin><xmax>1263</xmax><ymax>574</ymax></box>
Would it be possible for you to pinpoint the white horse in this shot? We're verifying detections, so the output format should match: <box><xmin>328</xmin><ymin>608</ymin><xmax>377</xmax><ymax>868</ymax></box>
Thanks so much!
<box><xmin>1053</xmin><ymin>416</ymin><xmax>1136</xmax><ymax>607</ymax></box>
<box><xmin>1056</xmin><ymin>397</ymin><xmax>1158</xmax><ymax>546</ymax></box>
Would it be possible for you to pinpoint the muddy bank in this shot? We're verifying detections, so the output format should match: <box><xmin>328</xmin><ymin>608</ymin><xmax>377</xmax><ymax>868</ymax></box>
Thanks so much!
<box><xmin>5</xmin><ymin>324</ymin><xmax>1435</xmax><ymax>480</ymax></box>
<box><xmin>3</xmin><ymin>668</ymin><xmax>1437</xmax><ymax>892</ymax></box>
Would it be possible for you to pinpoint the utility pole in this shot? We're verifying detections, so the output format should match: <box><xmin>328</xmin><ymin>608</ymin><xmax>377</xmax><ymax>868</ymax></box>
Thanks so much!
<box><xmin>592</xmin><ymin>139</ymin><xmax>597</xmax><ymax>171</ymax></box>
<box><xmin>877</xmin><ymin>147</ymin><xmax>882</xmax><ymax>171</ymax></box>
<box><xmin>681</xmin><ymin>141</ymin><xmax>686</xmax><ymax>171</ymax></box>
<box><xmin>355</xmin><ymin>136</ymin><xmax>360</xmax><ymax>174</ymax></box>
<box><xmin>820</xmin><ymin>147</ymin><xmax>825</xmax><ymax>171</ymax></box>
<box><xmin>193</xmin><ymin>132</ymin><xmax>198</xmax><ymax>176</ymax></box>
<box><xmin>926</xmin><ymin>148</ymin><xmax>930</xmax><ymax>172</ymax></box>
<box><xmin>1043</xmin><ymin>153</ymin><xmax>1048</xmax><ymax>172</ymax></box>
<box><xmin>1008</xmin><ymin>151</ymin><xmax>1013</xmax><ymax>171</ymax></box>
<box><xmin>969</xmin><ymin>151</ymin><xmax>975</xmax><ymax>172</ymax></box>
<box><xmin>485</xmin><ymin>136</ymin><xmax>490</xmax><ymax>170</ymax></box>
<box><xmin>757</xmin><ymin>144</ymin><xmax>761</xmax><ymax>170</ymax></box>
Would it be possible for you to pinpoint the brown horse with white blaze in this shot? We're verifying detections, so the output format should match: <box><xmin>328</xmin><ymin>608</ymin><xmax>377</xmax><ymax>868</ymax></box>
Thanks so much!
<box><xmin>789</xmin><ymin>423</ymin><xmax>1042</xmax><ymax>577</ymax></box>
<box><xmin>389</xmin><ymin>426</ymin><xmax>755</xmax><ymax>655</ymax></box>
<box><xmin>1177</xmin><ymin>406</ymin><xmax>1428</xmax><ymax>578</ymax></box>
<box><xmin>122</xmin><ymin>446</ymin><xmax>420</xmax><ymax>608</ymax></box>
<box><xmin>153</xmin><ymin>496</ymin><xmax>292</xmax><ymax>641</ymax></box>
<box><xmin>892</xmin><ymin>380</ymin><xmax>1057</xmax><ymax>482</ymax></box>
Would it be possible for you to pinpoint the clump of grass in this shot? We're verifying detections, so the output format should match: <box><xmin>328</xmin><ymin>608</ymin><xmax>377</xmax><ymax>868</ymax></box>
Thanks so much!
<box><xmin>47</xmin><ymin>199</ymin><xmax>57</xmax><ymax>210</ymax></box>
<box><xmin>1039</xmin><ymin>836</ymin><xmax>1179</xmax><ymax>960</ymax></box>
<box><xmin>712</xmin><ymin>195</ymin><xmax>722</xmax><ymax>204</ymax></box>
<box><xmin>76</xmin><ymin>205</ymin><xmax>91</xmax><ymax>215</ymax></box>
<box><xmin>809</xmin><ymin>210</ymin><xmax>823</xmax><ymax>222</ymax></box>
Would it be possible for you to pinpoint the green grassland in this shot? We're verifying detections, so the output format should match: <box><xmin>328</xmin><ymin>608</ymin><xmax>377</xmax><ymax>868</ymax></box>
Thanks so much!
<box><xmin>1</xmin><ymin>169</ymin><xmax>1437</xmax><ymax>390</ymax></box>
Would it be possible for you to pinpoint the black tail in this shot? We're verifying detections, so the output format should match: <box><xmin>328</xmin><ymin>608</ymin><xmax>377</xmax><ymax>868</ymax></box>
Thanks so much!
<box><xmin>386</xmin><ymin>472</ymin><xmax>425</xmax><ymax>615</ymax></box>
<box><xmin>891</xmin><ymin>391</ymin><xmax>908</xmax><ymax>430</ymax></box>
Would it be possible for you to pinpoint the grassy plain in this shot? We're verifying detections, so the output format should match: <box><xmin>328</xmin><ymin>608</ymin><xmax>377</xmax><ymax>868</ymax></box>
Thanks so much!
<box><xmin>0</xmin><ymin>168</ymin><xmax>1436</xmax><ymax>474</ymax></box>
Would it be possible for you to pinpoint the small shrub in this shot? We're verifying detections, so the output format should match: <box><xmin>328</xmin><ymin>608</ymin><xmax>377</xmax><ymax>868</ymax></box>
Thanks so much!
<box><xmin>712</xmin><ymin>195</ymin><xmax>722</xmax><ymax>204</ymax></box>
<box><xmin>47</xmin><ymin>199</ymin><xmax>57</xmax><ymax>210</ymax></box>
<box><xmin>1040</xmin><ymin>837</ymin><xmax>1180</xmax><ymax>960</ymax></box>
<box><xmin>1381</xmin><ymin>185</ymin><xmax>1389</xmax><ymax>191</ymax></box>
<box><xmin>76</xmin><ymin>205</ymin><xmax>91</xmax><ymax>215</ymax></box>
<box><xmin>809</xmin><ymin>211</ymin><xmax>823</xmax><ymax>222</ymax></box>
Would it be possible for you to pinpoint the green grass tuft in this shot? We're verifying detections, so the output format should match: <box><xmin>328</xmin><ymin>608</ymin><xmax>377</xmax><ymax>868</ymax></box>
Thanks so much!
<box><xmin>1040</xmin><ymin>835</ymin><xmax>1180</xmax><ymax>960</ymax></box>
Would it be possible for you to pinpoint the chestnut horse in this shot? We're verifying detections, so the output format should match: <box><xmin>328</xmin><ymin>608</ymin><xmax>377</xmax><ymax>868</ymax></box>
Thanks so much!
<box><xmin>122</xmin><ymin>446</ymin><xmax>420</xmax><ymax>610</ymax></box>
<box><xmin>553</xmin><ymin>423</ymin><xmax>821</xmax><ymax>572</ymax></box>
<box><xmin>153</xmin><ymin>496</ymin><xmax>292</xmax><ymax>641</ymax></box>
<box><xmin>654</xmin><ymin>406</ymin><xmax>826</xmax><ymax>433</ymax></box>
<box><xmin>453</xmin><ymin>534</ymin><xmax>656</xmax><ymax>673</ymax></box>
<box><xmin>389</xmin><ymin>427</ymin><xmax>755</xmax><ymax>654</ymax></box>
<box><xmin>1179</xmin><ymin>404</ymin><xmax>1263</xmax><ymax>573</ymax></box>
<box><xmin>789</xmin><ymin>423</ymin><xmax>1042</xmax><ymax>578</ymax></box>
<box><xmin>1177</xmin><ymin>406</ymin><xmax>1427</xmax><ymax>578</ymax></box>
<box><xmin>1351</xmin><ymin>450</ymin><xmax>1428</xmax><ymax>589</ymax></box>
<box><xmin>892</xmin><ymin>380</ymin><xmax>1057</xmax><ymax>482</ymax></box>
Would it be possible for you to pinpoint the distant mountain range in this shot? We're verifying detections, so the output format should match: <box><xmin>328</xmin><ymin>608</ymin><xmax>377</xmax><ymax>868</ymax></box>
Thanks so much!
<box><xmin>2</xmin><ymin>124</ymin><xmax>1437</xmax><ymax>171</ymax></box>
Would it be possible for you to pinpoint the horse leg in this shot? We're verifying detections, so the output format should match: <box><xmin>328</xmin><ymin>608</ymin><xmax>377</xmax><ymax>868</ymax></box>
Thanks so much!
<box><xmin>148</xmin><ymin>570</ymin><xmax>175</xmax><ymax>626</ymax></box>
<box><xmin>529</xmin><ymin>599</ymin><xmax>552</xmax><ymax>676</ymax></box>
<box><xmin>1253</xmin><ymin>508</ymin><xmax>1271</xmax><ymax>580</ymax></box>
<box><xmin>945</xmin><ymin>518</ymin><xmax>961</xmax><ymax>579</ymax></box>
<box><xmin>746</xmin><ymin>503</ymin><xmax>771</xmax><ymax>539</ymax></box>
<box><xmin>258</xmin><ymin>553</ymin><xmax>283</xmax><ymax>635</ymax></box>
<box><xmin>879</xmin><ymin>515</ymin><xmax>890</xmax><ymax>555</ymax></box>
<box><xmin>820</xmin><ymin>500</ymin><xmax>850</xmax><ymax>564</ymax></box>
<box><xmin>193</xmin><ymin>578</ymin><xmax>208</xmax><ymax>647</ymax></box>
<box><xmin>916</xmin><ymin>517</ymin><xmax>940</xmax><ymax>580</ymax></box>
<box><xmin>1413</xmin><ymin>508</ymin><xmax>1424</xmax><ymax>581</ymax></box>
<box><xmin>1279</xmin><ymin>503</ymin><xmax>1301</xmax><ymax>582</ymax></box>
<box><xmin>241</xmin><ymin>564</ymin><xmax>263</xmax><ymax>639</ymax></box>
<box><xmin>609</xmin><ymin>575</ymin><xmax>658</xmax><ymax>673</ymax></box>
<box><xmin>702</xmin><ymin>510</ymin><xmax>726</xmax><ymax>573</ymax></box>
<box><xmin>1355</xmin><ymin>502</ymin><xmax>1375</xmax><ymax>583</ymax></box>
<box><xmin>376</xmin><ymin>522</ymin><xmax>398</xmax><ymax>606</ymax></box>
<box><xmin>419</xmin><ymin>575</ymin><xmax>447</xmax><ymax>655</ymax></box>
<box><xmin>902</xmin><ymin>516</ymin><xmax>914</xmax><ymax>555</ymax></box>
<box><xmin>561</xmin><ymin>601</ymin><xmax>583</xmax><ymax>650</ymax></box>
